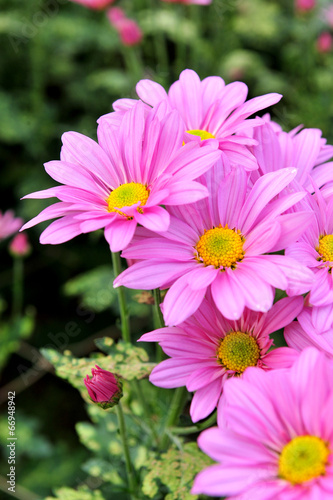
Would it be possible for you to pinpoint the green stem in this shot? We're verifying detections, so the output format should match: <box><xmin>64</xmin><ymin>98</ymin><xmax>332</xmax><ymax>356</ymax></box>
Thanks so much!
<box><xmin>112</xmin><ymin>252</ymin><xmax>131</xmax><ymax>343</ymax></box>
<box><xmin>170</xmin><ymin>411</ymin><xmax>217</xmax><ymax>435</ymax></box>
<box><xmin>12</xmin><ymin>257</ymin><xmax>23</xmax><ymax>318</ymax></box>
<box><xmin>153</xmin><ymin>288</ymin><xmax>165</xmax><ymax>363</ymax></box>
<box><xmin>121</xmin><ymin>45</ymin><xmax>144</xmax><ymax>85</ymax></box>
<box><xmin>160</xmin><ymin>386</ymin><xmax>187</xmax><ymax>450</ymax></box>
<box><xmin>116</xmin><ymin>403</ymin><xmax>137</xmax><ymax>499</ymax></box>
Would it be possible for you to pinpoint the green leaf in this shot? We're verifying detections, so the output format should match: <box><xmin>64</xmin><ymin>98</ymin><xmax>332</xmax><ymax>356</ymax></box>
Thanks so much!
<box><xmin>142</xmin><ymin>442</ymin><xmax>214</xmax><ymax>500</ymax></box>
<box><xmin>45</xmin><ymin>485</ymin><xmax>106</xmax><ymax>500</ymax></box>
<box><xmin>0</xmin><ymin>311</ymin><xmax>35</xmax><ymax>369</ymax></box>
<box><xmin>63</xmin><ymin>266</ymin><xmax>117</xmax><ymax>313</ymax></box>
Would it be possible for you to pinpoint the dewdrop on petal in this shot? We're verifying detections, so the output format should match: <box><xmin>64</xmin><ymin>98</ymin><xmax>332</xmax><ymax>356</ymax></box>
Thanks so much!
<box><xmin>84</xmin><ymin>365</ymin><xmax>123</xmax><ymax>409</ymax></box>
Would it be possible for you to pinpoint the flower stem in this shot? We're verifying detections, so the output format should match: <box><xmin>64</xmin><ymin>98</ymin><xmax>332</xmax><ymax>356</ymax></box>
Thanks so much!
<box><xmin>116</xmin><ymin>402</ymin><xmax>138</xmax><ymax>499</ymax></box>
<box><xmin>170</xmin><ymin>411</ymin><xmax>217</xmax><ymax>435</ymax></box>
<box><xmin>160</xmin><ymin>386</ymin><xmax>187</xmax><ymax>450</ymax></box>
<box><xmin>153</xmin><ymin>288</ymin><xmax>164</xmax><ymax>329</ymax></box>
<box><xmin>112</xmin><ymin>252</ymin><xmax>131</xmax><ymax>343</ymax></box>
<box><xmin>12</xmin><ymin>257</ymin><xmax>23</xmax><ymax>318</ymax></box>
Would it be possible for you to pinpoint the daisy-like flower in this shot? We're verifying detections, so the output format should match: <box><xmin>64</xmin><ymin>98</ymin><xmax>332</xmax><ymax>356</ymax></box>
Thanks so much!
<box><xmin>116</xmin><ymin>163</ymin><xmax>314</xmax><ymax>325</ymax></box>
<box><xmin>0</xmin><ymin>210</ymin><xmax>23</xmax><ymax>241</ymax></box>
<box><xmin>286</xmin><ymin>190</ymin><xmax>333</xmax><ymax>333</ymax></box>
<box><xmin>250</xmin><ymin>116</ymin><xmax>333</xmax><ymax>191</ymax></box>
<box><xmin>285</xmin><ymin>306</ymin><xmax>333</xmax><ymax>357</ymax></box>
<box><xmin>140</xmin><ymin>296</ymin><xmax>302</xmax><ymax>423</ymax></box>
<box><xmin>21</xmin><ymin>102</ymin><xmax>221</xmax><ymax>252</ymax></box>
<box><xmin>101</xmin><ymin>69</ymin><xmax>282</xmax><ymax>171</ymax></box>
<box><xmin>193</xmin><ymin>348</ymin><xmax>333</xmax><ymax>499</ymax></box>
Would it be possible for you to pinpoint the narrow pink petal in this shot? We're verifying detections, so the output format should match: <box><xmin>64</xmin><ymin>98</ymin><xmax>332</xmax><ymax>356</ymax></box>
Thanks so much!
<box><xmin>285</xmin><ymin>241</ymin><xmax>320</xmax><ymax>268</ymax></box>
<box><xmin>204</xmin><ymin>81</ymin><xmax>248</xmax><ymax>132</ymax></box>
<box><xmin>239</xmin><ymin>168</ymin><xmax>297</xmax><ymax>234</ymax></box>
<box><xmin>134</xmin><ymin>206</ymin><xmax>170</xmax><ymax>233</ymax></box>
<box><xmin>39</xmin><ymin>216</ymin><xmax>82</xmax><ymax>244</ymax></box>
<box><xmin>293</xmin><ymin>128</ymin><xmax>322</xmax><ymax>185</ymax></box>
<box><xmin>21</xmin><ymin>202</ymin><xmax>72</xmax><ymax>231</ymax></box>
<box><xmin>80</xmin><ymin>215</ymin><xmax>117</xmax><ymax>233</ymax></box>
<box><xmin>244</xmin><ymin>219</ymin><xmax>281</xmax><ymax>255</ymax></box>
<box><xmin>269</xmin><ymin>212</ymin><xmax>315</xmax><ymax>253</ymax></box>
<box><xmin>242</xmin><ymin>256</ymin><xmax>289</xmax><ymax>290</ymax></box>
<box><xmin>311</xmin><ymin>161</ymin><xmax>333</xmax><ymax>188</ymax></box>
<box><xmin>104</xmin><ymin>218</ymin><xmax>136</xmax><ymax>252</ymax></box>
<box><xmin>190</xmin><ymin>378</ymin><xmax>223</xmax><ymax>422</ymax></box>
<box><xmin>187</xmin><ymin>365</ymin><xmax>223</xmax><ymax>392</ymax></box>
<box><xmin>60</xmin><ymin>131</ymin><xmax>117</xmax><ymax>188</ymax></box>
<box><xmin>114</xmin><ymin>261</ymin><xmax>196</xmax><ymax>290</ymax></box>
<box><xmin>211</xmin><ymin>271</ymin><xmax>245</xmax><ymax>319</ymax></box>
<box><xmin>136</xmin><ymin>79</ymin><xmax>168</xmax><ymax>107</ymax></box>
<box><xmin>309</xmin><ymin>268</ymin><xmax>333</xmax><ymax>306</ymax></box>
<box><xmin>168</xmin><ymin>69</ymin><xmax>203</xmax><ymax>130</ymax></box>
<box><xmin>149</xmin><ymin>358</ymin><xmax>207</xmax><ymax>388</ymax></box>
<box><xmin>264</xmin><ymin>255</ymin><xmax>314</xmax><ymax>296</ymax></box>
<box><xmin>231</xmin><ymin>263</ymin><xmax>274</xmax><ymax>313</ymax></box>
<box><xmin>138</xmin><ymin>326</ymin><xmax>184</xmax><ymax>342</ymax></box>
<box><xmin>167</xmin><ymin>143</ymin><xmax>221</xmax><ymax>181</ymax></box>
<box><xmin>262</xmin><ymin>296</ymin><xmax>304</xmax><ymax>336</ymax></box>
<box><xmin>44</xmin><ymin>160</ymin><xmax>107</xmax><ymax>195</ymax></box>
<box><xmin>163</xmin><ymin>274</ymin><xmax>207</xmax><ymax>326</ymax></box>
<box><xmin>165</xmin><ymin>180</ymin><xmax>209</xmax><ymax>205</ymax></box>
<box><xmin>312</xmin><ymin>304</ymin><xmax>333</xmax><ymax>333</ymax></box>
<box><xmin>263</xmin><ymin>347</ymin><xmax>299</xmax><ymax>369</ymax></box>
<box><xmin>22</xmin><ymin>186</ymin><xmax>63</xmax><ymax>200</ymax></box>
<box><xmin>201</xmin><ymin>75</ymin><xmax>225</xmax><ymax>117</ymax></box>
<box><xmin>218</xmin><ymin>167</ymin><xmax>248</xmax><ymax>228</ymax></box>
<box><xmin>118</xmin><ymin>102</ymin><xmax>144</xmax><ymax>181</ymax></box>
<box><xmin>186</xmin><ymin>265</ymin><xmax>219</xmax><ymax>291</ymax></box>
<box><xmin>122</xmin><ymin>238</ymin><xmax>192</xmax><ymax>261</ymax></box>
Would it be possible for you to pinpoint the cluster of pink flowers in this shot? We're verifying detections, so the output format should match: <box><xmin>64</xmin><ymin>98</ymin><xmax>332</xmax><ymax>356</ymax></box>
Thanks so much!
<box><xmin>23</xmin><ymin>69</ymin><xmax>333</xmax><ymax>498</ymax></box>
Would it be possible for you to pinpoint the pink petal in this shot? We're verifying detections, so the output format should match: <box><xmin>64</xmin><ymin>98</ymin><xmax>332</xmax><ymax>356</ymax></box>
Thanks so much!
<box><xmin>39</xmin><ymin>216</ymin><xmax>83</xmax><ymax>244</ymax></box>
<box><xmin>149</xmin><ymin>357</ymin><xmax>207</xmax><ymax>388</ymax></box>
<box><xmin>190</xmin><ymin>378</ymin><xmax>223</xmax><ymax>422</ymax></box>
<box><xmin>262</xmin><ymin>296</ymin><xmax>304</xmax><ymax>336</ymax></box>
<box><xmin>187</xmin><ymin>365</ymin><xmax>223</xmax><ymax>392</ymax></box>
<box><xmin>263</xmin><ymin>347</ymin><xmax>299</xmax><ymax>369</ymax></box>
<box><xmin>211</xmin><ymin>270</ymin><xmax>245</xmax><ymax>319</ymax></box>
<box><xmin>165</xmin><ymin>180</ymin><xmax>209</xmax><ymax>205</ymax></box>
<box><xmin>104</xmin><ymin>218</ymin><xmax>137</xmax><ymax>252</ymax></box>
<box><xmin>186</xmin><ymin>265</ymin><xmax>219</xmax><ymax>290</ymax></box>
<box><xmin>134</xmin><ymin>206</ymin><xmax>170</xmax><ymax>232</ymax></box>
<box><xmin>163</xmin><ymin>274</ymin><xmax>207</xmax><ymax>326</ymax></box>
<box><xmin>136</xmin><ymin>79</ymin><xmax>168</xmax><ymax>107</ymax></box>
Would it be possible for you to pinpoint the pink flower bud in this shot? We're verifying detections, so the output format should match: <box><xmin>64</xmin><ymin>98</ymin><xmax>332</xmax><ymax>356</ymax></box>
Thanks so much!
<box><xmin>69</xmin><ymin>0</ymin><xmax>115</xmax><ymax>9</ymax></box>
<box><xmin>107</xmin><ymin>8</ymin><xmax>142</xmax><ymax>46</ymax></box>
<box><xmin>9</xmin><ymin>233</ymin><xmax>31</xmax><ymax>257</ymax></box>
<box><xmin>317</xmin><ymin>31</ymin><xmax>333</xmax><ymax>53</ymax></box>
<box><xmin>84</xmin><ymin>365</ymin><xmax>123</xmax><ymax>409</ymax></box>
<box><xmin>295</xmin><ymin>0</ymin><xmax>316</xmax><ymax>12</ymax></box>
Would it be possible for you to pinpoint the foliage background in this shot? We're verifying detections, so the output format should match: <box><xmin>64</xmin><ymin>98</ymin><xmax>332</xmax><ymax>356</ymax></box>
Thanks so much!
<box><xmin>1</xmin><ymin>0</ymin><xmax>333</xmax><ymax>498</ymax></box>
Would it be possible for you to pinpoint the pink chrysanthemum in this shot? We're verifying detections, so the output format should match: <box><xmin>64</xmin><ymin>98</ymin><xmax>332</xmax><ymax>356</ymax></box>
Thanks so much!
<box><xmin>140</xmin><ymin>296</ymin><xmax>302</xmax><ymax>423</ymax></box>
<box><xmin>116</xmin><ymin>163</ymin><xmax>313</xmax><ymax>325</ymax></box>
<box><xmin>285</xmin><ymin>306</ymin><xmax>333</xmax><ymax>357</ymax></box>
<box><xmin>21</xmin><ymin>102</ymin><xmax>221</xmax><ymax>252</ymax></box>
<box><xmin>193</xmin><ymin>348</ymin><xmax>333</xmax><ymax>499</ymax></box>
<box><xmin>286</xmin><ymin>190</ymin><xmax>333</xmax><ymax>333</ymax></box>
<box><xmin>249</xmin><ymin>116</ymin><xmax>333</xmax><ymax>190</ymax></box>
<box><xmin>84</xmin><ymin>365</ymin><xmax>123</xmax><ymax>409</ymax></box>
<box><xmin>102</xmin><ymin>69</ymin><xmax>282</xmax><ymax>171</ymax></box>
<box><xmin>0</xmin><ymin>210</ymin><xmax>23</xmax><ymax>241</ymax></box>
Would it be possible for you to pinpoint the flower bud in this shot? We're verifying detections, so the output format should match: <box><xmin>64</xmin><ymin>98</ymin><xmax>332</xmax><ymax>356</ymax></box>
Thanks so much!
<box><xmin>9</xmin><ymin>233</ymin><xmax>31</xmax><ymax>257</ymax></box>
<box><xmin>295</xmin><ymin>0</ymin><xmax>316</xmax><ymax>12</ymax></box>
<box><xmin>316</xmin><ymin>32</ymin><xmax>333</xmax><ymax>53</ymax></box>
<box><xmin>84</xmin><ymin>365</ymin><xmax>123</xmax><ymax>409</ymax></box>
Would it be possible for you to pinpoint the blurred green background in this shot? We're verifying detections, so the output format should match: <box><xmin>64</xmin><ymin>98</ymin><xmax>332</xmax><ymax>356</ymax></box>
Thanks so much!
<box><xmin>1</xmin><ymin>0</ymin><xmax>333</xmax><ymax>498</ymax></box>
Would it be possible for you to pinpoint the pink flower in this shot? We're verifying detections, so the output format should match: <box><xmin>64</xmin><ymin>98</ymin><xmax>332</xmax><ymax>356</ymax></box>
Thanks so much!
<box><xmin>295</xmin><ymin>0</ymin><xmax>316</xmax><ymax>12</ymax></box>
<box><xmin>0</xmin><ymin>210</ymin><xmax>23</xmax><ymax>241</ymax></box>
<box><xmin>285</xmin><ymin>306</ymin><xmax>333</xmax><ymax>358</ymax></box>
<box><xmin>286</xmin><ymin>190</ymin><xmax>333</xmax><ymax>333</ymax></box>
<box><xmin>69</xmin><ymin>0</ymin><xmax>114</xmax><ymax>9</ymax></box>
<box><xmin>317</xmin><ymin>32</ymin><xmax>333</xmax><ymax>53</ymax></box>
<box><xmin>107</xmin><ymin>8</ymin><xmax>142</xmax><ymax>46</ymax></box>
<box><xmin>104</xmin><ymin>69</ymin><xmax>282</xmax><ymax>171</ymax></box>
<box><xmin>21</xmin><ymin>102</ymin><xmax>221</xmax><ymax>252</ymax></box>
<box><xmin>140</xmin><ymin>296</ymin><xmax>302</xmax><ymax>423</ymax></box>
<box><xmin>84</xmin><ymin>365</ymin><xmax>123</xmax><ymax>409</ymax></box>
<box><xmin>116</xmin><ymin>164</ymin><xmax>313</xmax><ymax>325</ymax></box>
<box><xmin>323</xmin><ymin>5</ymin><xmax>333</xmax><ymax>28</ymax></box>
<box><xmin>250</xmin><ymin>116</ymin><xmax>333</xmax><ymax>191</ymax></box>
<box><xmin>192</xmin><ymin>348</ymin><xmax>333</xmax><ymax>498</ymax></box>
<box><xmin>9</xmin><ymin>233</ymin><xmax>31</xmax><ymax>257</ymax></box>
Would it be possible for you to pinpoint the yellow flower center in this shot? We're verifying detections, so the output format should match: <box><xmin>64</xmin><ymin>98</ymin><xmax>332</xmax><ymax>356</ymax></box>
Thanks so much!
<box><xmin>107</xmin><ymin>183</ymin><xmax>149</xmax><ymax>217</ymax></box>
<box><xmin>217</xmin><ymin>331</ymin><xmax>260</xmax><ymax>373</ymax></box>
<box><xmin>187</xmin><ymin>129</ymin><xmax>215</xmax><ymax>140</ymax></box>
<box><xmin>279</xmin><ymin>435</ymin><xmax>330</xmax><ymax>484</ymax></box>
<box><xmin>317</xmin><ymin>234</ymin><xmax>333</xmax><ymax>262</ymax></box>
<box><xmin>195</xmin><ymin>225</ymin><xmax>245</xmax><ymax>269</ymax></box>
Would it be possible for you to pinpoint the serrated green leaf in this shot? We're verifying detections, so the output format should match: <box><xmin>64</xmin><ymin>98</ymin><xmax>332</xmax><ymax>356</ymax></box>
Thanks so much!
<box><xmin>45</xmin><ymin>485</ymin><xmax>106</xmax><ymax>500</ymax></box>
<box><xmin>142</xmin><ymin>442</ymin><xmax>213</xmax><ymax>500</ymax></box>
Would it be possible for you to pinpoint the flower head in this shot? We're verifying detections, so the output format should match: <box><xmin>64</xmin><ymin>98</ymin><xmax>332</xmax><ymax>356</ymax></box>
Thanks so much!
<box><xmin>107</xmin><ymin>8</ymin><xmax>142</xmax><ymax>46</ymax></box>
<box><xmin>0</xmin><ymin>210</ymin><xmax>23</xmax><ymax>242</ymax></box>
<box><xmin>140</xmin><ymin>296</ymin><xmax>302</xmax><ymax>422</ymax></box>
<box><xmin>9</xmin><ymin>233</ymin><xmax>31</xmax><ymax>257</ymax></box>
<box><xmin>104</xmin><ymin>69</ymin><xmax>282</xmax><ymax>171</ymax></box>
<box><xmin>84</xmin><ymin>365</ymin><xmax>123</xmax><ymax>409</ymax></box>
<box><xmin>116</xmin><ymin>164</ymin><xmax>313</xmax><ymax>325</ymax></box>
<box><xmin>21</xmin><ymin>102</ymin><xmax>221</xmax><ymax>252</ymax></box>
<box><xmin>192</xmin><ymin>348</ymin><xmax>333</xmax><ymax>498</ymax></box>
<box><xmin>295</xmin><ymin>0</ymin><xmax>316</xmax><ymax>12</ymax></box>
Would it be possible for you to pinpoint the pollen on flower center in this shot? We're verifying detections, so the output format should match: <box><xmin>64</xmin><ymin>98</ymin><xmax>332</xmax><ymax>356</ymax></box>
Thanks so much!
<box><xmin>317</xmin><ymin>234</ymin><xmax>333</xmax><ymax>262</ymax></box>
<box><xmin>107</xmin><ymin>182</ymin><xmax>149</xmax><ymax>217</ymax></box>
<box><xmin>217</xmin><ymin>331</ymin><xmax>260</xmax><ymax>373</ymax></box>
<box><xmin>187</xmin><ymin>129</ymin><xmax>216</xmax><ymax>140</ymax></box>
<box><xmin>195</xmin><ymin>225</ymin><xmax>245</xmax><ymax>269</ymax></box>
<box><xmin>279</xmin><ymin>435</ymin><xmax>330</xmax><ymax>484</ymax></box>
